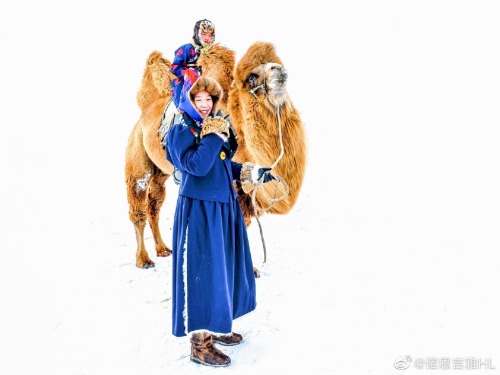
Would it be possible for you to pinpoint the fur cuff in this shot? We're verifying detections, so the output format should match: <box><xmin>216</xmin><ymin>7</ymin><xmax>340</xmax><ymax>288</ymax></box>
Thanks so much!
<box><xmin>240</xmin><ymin>162</ymin><xmax>256</xmax><ymax>193</ymax></box>
<box><xmin>200</xmin><ymin>116</ymin><xmax>229</xmax><ymax>139</ymax></box>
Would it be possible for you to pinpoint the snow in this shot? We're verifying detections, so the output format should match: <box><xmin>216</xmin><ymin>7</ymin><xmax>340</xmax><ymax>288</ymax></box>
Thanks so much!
<box><xmin>1</xmin><ymin>1</ymin><xmax>499</xmax><ymax>374</ymax></box>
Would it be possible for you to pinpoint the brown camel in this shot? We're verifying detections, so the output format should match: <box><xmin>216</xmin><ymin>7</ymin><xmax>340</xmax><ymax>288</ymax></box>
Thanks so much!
<box><xmin>125</xmin><ymin>42</ymin><xmax>307</xmax><ymax>269</ymax></box>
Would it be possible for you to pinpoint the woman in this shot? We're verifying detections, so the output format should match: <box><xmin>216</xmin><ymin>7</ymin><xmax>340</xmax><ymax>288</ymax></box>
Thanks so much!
<box><xmin>165</xmin><ymin>76</ymin><xmax>275</xmax><ymax>367</ymax></box>
<box><xmin>170</xmin><ymin>19</ymin><xmax>215</xmax><ymax>109</ymax></box>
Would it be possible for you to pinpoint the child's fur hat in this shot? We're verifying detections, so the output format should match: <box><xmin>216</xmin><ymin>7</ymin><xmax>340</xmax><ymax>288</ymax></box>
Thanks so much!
<box><xmin>193</xmin><ymin>19</ymin><xmax>215</xmax><ymax>47</ymax></box>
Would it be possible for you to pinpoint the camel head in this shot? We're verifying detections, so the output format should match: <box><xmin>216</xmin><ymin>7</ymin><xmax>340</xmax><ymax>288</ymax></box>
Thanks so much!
<box><xmin>232</xmin><ymin>42</ymin><xmax>290</xmax><ymax>110</ymax></box>
<box><xmin>228</xmin><ymin>42</ymin><xmax>306</xmax><ymax>218</ymax></box>
<box><xmin>246</xmin><ymin>62</ymin><xmax>289</xmax><ymax>108</ymax></box>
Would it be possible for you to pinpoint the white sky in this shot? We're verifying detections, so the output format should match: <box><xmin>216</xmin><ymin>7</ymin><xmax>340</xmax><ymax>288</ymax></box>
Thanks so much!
<box><xmin>1</xmin><ymin>1</ymin><xmax>499</xmax><ymax>374</ymax></box>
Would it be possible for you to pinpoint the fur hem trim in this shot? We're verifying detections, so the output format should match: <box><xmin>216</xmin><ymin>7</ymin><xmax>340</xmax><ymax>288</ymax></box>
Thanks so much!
<box><xmin>189</xmin><ymin>329</ymin><xmax>231</xmax><ymax>336</ymax></box>
<box><xmin>182</xmin><ymin>225</ymin><xmax>189</xmax><ymax>336</ymax></box>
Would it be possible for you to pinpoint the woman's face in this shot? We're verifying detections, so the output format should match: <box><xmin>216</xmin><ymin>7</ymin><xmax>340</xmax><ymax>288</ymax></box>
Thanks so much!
<box><xmin>194</xmin><ymin>91</ymin><xmax>213</xmax><ymax>118</ymax></box>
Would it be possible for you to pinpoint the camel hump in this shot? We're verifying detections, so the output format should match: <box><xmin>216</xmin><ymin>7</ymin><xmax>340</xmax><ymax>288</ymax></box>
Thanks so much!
<box><xmin>148</xmin><ymin>50</ymin><xmax>162</xmax><ymax>63</ymax></box>
<box><xmin>136</xmin><ymin>50</ymin><xmax>172</xmax><ymax>109</ymax></box>
<box><xmin>148</xmin><ymin>50</ymin><xmax>171</xmax><ymax>66</ymax></box>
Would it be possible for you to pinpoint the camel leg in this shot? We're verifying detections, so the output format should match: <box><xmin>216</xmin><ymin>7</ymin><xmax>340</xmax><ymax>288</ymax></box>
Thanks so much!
<box><xmin>125</xmin><ymin>128</ymin><xmax>157</xmax><ymax>269</ymax></box>
<box><xmin>133</xmin><ymin>216</ymin><xmax>155</xmax><ymax>268</ymax></box>
<box><xmin>126</xmin><ymin>179</ymin><xmax>156</xmax><ymax>269</ymax></box>
<box><xmin>147</xmin><ymin>167</ymin><xmax>172</xmax><ymax>257</ymax></box>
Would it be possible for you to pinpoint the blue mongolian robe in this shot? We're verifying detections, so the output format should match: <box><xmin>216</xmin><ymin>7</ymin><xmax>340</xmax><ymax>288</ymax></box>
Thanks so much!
<box><xmin>165</xmin><ymin>103</ymin><xmax>257</xmax><ymax>337</ymax></box>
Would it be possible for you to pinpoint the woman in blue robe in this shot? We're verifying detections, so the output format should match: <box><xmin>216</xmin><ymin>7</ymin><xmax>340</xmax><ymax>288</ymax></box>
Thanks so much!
<box><xmin>166</xmin><ymin>76</ymin><xmax>275</xmax><ymax>367</ymax></box>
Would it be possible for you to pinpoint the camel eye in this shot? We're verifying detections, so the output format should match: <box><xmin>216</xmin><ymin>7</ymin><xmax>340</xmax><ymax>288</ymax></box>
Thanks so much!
<box><xmin>248</xmin><ymin>73</ymin><xmax>258</xmax><ymax>87</ymax></box>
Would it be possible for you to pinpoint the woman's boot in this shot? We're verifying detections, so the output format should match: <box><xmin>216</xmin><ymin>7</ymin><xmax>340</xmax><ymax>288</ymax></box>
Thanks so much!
<box><xmin>212</xmin><ymin>332</ymin><xmax>243</xmax><ymax>346</ymax></box>
<box><xmin>190</xmin><ymin>331</ymin><xmax>231</xmax><ymax>367</ymax></box>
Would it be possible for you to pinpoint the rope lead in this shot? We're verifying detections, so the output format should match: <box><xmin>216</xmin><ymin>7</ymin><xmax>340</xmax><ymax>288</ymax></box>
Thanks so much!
<box><xmin>251</xmin><ymin>105</ymin><xmax>290</xmax><ymax>262</ymax></box>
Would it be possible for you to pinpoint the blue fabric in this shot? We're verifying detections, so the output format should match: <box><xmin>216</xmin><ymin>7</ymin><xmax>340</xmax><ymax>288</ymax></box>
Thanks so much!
<box><xmin>178</xmin><ymin>89</ymin><xmax>203</xmax><ymax>123</ymax></box>
<box><xmin>177</xmin><ymin>68</ymin><xmax>200</xmax><ymax>114</ymax></box>
<box><xmin>166</xmin><ymin>113</ymin><xmax>256</xmax><ymax>337</ymax></box>
<box><xmin>170</xmin><ymin>43</ymin><xmax>201</xmax><ymax>108</ymax></box>
<box><xmin>166</xmin><ymin>117</ymin><xmax>239</xmax><ymax>202</ymax></box>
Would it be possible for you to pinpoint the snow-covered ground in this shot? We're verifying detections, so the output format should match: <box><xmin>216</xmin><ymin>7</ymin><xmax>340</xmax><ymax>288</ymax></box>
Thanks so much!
<box><xmin>1</xmin><ymin>1</ymin><xmax>499</xmax><ymax>374</ymax></box>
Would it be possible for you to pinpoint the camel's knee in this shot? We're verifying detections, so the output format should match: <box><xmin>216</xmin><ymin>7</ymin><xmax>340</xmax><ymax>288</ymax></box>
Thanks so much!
<box><xmin>127</xmin><ymin>190</ymin><xmax>148</xmax><ymax>224</ymax></box>
<box><xmin>147</xmin><ymin>173</ymin><xmax>168</xmax><ymax>216</ymax></box>
<box><xmin>148</xmin><ymin>183</ymin><xmax>166</xmax><ymax>210</ymax></box>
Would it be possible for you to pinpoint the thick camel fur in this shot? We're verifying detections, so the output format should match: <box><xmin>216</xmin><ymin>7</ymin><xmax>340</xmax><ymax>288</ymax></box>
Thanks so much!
<box><xmin>125</xmin><ymin>42</ymin><xmax>307</xmax><ymax>269</ymax></box>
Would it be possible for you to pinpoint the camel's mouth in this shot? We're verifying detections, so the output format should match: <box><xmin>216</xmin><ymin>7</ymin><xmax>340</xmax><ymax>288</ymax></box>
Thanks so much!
<box><xmin>267</xmin><ymin>64</ymin><xmax>288</xmax><ymax>91</ymax></box>
<box><xmin>265</xmin><ymin>64</ymin><xmax>288</xmax><ymax>107</ymax></box>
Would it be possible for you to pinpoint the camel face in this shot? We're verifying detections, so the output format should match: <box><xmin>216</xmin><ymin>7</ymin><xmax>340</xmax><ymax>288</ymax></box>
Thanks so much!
<box><xmin>246</xmin><ymin>63</ymin><xmax>288</xmax><ymax>108</ymax></box>
<box><xmin>265</xmin><ymin>63</ymin><xmax>288</xmax><ymax>88</ymax></box>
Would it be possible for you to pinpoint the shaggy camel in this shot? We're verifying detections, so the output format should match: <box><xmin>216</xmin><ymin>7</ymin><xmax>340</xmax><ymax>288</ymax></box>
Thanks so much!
<box><xmin>125</xmin><ymin>42</ymin><xmax>307</xmax><ymax>269</ymax></box>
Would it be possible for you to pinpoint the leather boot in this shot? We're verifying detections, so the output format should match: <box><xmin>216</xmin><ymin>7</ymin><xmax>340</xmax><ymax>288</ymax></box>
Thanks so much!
<box><xmin>190</xmin><ymin>331</ymin><xmax>231</xmax><ymax>367</ymax></box>
<box><xmin>212</xmin><ymin>332</ymin><xmax>243</xmax><ymax>346</ymax></box>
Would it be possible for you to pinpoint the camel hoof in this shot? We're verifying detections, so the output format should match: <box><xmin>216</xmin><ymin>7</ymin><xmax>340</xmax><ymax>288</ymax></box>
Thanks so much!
<box><xmin>136</xmin><ymin>258</ymin><xmax>156</xmax><ymax>269</ymax></box>
<box><xmin>156</xmin><ymin>248</ymin><xmax>172</xmax><ymax>257</ymax></box>
<box><xmin>253</xmin><ymin>267</ymin><xmax>261</xmax><ymax>278</ymax></box>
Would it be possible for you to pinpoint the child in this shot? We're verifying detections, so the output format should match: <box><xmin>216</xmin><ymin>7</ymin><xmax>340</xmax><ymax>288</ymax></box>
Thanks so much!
<box><xmin>170</xmin><ymin>19</ymin><xmax>216</xmax><ymax>109</ymax></box>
